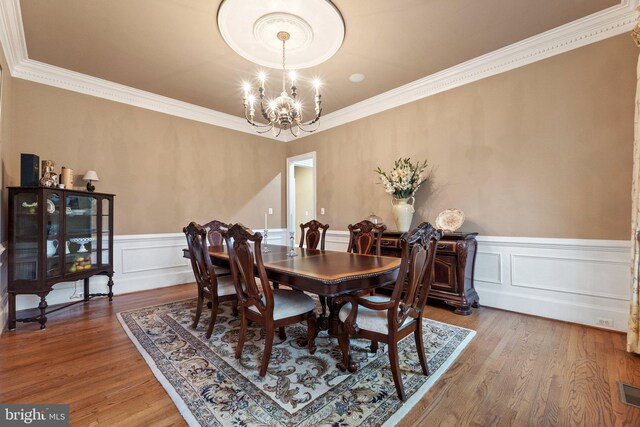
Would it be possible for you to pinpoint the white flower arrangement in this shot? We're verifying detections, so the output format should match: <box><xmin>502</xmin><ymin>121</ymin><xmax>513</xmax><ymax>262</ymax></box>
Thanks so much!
<box><xmin>375</xmin><ymin>158</ymin><xmax>428</xmax><ymax>199</ymax></box>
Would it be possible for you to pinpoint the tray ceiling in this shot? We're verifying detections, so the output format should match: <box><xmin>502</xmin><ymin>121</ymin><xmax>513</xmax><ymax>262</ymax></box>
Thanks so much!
<box><xmin>19</xmin><ymin>0</ymin><xmax>619</xmax><ymax>120</ymax></box>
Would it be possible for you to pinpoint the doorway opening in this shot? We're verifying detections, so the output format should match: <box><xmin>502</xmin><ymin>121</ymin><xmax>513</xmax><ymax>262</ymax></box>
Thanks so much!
<box><xmin>287</xmin><ymin>152</ymin><xmax>316</xmax><ymax>243</ymax></box>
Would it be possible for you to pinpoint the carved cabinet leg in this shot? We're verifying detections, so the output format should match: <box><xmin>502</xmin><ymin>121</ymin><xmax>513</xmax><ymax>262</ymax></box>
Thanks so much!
<box><xmin>37</xmin><ymin>294</ymin><xmax>48</xmax><ymax>330</ymax></box>
<box><xmin>445</xmin><ymin>299</ymin><xmax>472</xmax><ymax>316</ymax></box>
<box><xmin>107</xmin><ymin>274</ymin><xmax>114</xmax><ymax>301</ymax></box>
<box><xmin>84</xmin><ymin>278</ymin><xmax>90</xmax><ymax>302</ymax></box>
<box><xmin>453</xmin><ymin>304</ymin><xmax>472</xmax><ymax>316</ymax></box>
<box><xmin>8</xmin><ymin>293</ymin><xmax>16</xmax><ymax>330</ymax></box>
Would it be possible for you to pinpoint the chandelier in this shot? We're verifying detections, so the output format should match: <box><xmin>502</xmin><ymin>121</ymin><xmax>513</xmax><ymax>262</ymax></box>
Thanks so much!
<box><xmin>242</xmin><ymin>31</ymin><xmax>322</xmax><ymax>138</ymax></box>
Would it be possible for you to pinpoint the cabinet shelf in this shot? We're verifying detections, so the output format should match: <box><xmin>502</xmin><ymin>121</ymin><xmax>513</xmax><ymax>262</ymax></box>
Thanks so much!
<box><xmin>45</xmin><ymin>249</ymin><xmax>102</xmax><ymax>260</ymax></box>
<box><xmin>65</xmin><ymin>231</ymin><xmax>98</xmax><ymax>238</ymax></box>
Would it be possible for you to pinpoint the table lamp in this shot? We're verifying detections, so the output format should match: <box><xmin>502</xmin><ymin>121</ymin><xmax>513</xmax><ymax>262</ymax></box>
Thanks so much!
<box><xmin>83</xmin><ymin>170</ymin><xmax>99</xmax><ymax>192</ymax></box>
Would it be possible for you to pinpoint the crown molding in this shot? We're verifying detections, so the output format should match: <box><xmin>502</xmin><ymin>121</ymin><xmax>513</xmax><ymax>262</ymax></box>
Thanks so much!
<box><xmin>12</xmin><ymin>58</ymin><xmax>276</xmax><ymax>139</ymax></box>
<box><xmin>314</xmin><ymin>0</ymin><xmax>640</xmax><ymax>137</ymax></box>
<box><xmin>0</xmin><ymin>0</ymin><xmax>27</xmax><ymax>69</ymax></box>
<box><xmin>0</xmin><ymin>0</ymin><xmax>637</xmax><ymax>144</ymax></box>
<box><xmin>0</xmin><ymin>1</ymin><xmax>280</xmax><ymax>141</ymax></box>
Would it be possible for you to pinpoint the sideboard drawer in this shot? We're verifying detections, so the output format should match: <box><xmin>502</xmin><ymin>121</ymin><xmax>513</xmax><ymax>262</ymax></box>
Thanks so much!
<box><xmin>380</xmin><ymin>238</ymin><xmax>399</xmax><ymax>249</ymax></box>
<box><xmin>436</xmin><ymin>241</ymin><xmax>456</xmax><ymax>254</ymax></box>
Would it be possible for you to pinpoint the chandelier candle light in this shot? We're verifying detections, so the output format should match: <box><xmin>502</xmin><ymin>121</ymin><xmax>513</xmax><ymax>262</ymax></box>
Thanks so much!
<box><xmin>243</xmin><ymin>31</ymin><xmax>322</xmax><ymax>138</ymax></box>
<box><xmin>375</xmin><ymin>158</ymin><xmax>428</xmax><ymax>232</ymax></box>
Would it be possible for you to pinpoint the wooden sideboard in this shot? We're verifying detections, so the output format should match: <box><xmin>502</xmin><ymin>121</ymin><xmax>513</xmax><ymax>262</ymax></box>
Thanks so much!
<box><xmin>377</xmin><ymin>231</ymin><xmax>479</xmax><ymax>315</ymax></box>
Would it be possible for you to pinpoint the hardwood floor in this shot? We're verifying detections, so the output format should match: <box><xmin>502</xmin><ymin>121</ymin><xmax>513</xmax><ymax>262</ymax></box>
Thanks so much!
<box><xmin>1</xmin><ymin>283</ymin><xmax>640</xmax><ymax>426</ymax></box>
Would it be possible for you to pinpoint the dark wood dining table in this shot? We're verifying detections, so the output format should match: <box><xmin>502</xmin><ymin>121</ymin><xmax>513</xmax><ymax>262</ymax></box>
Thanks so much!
<box><xmin>182</xmin><ymin>244</ymin><xmax>401</xmax><ymax>370</ymax></box>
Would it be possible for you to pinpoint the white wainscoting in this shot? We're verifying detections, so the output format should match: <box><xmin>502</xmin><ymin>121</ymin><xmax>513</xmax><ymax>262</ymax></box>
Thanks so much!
<box><xmin>10</xmin><ymin>228</ymin><xmax>288</xmax><ymax>314</ymax></box>
<box><xmin>474</xmin><ymin>236</ymin><xmax>631</xmax><ymax>332</ymax></box>
<box><xmin>3</xmin><ymin>230</ymin><xmax>631</xmax><ymax>333</ymax></box>
<box><xmin>322</xmin><ymin>230</ymin><xmax>631</xmax><ymax>332</ymax></box>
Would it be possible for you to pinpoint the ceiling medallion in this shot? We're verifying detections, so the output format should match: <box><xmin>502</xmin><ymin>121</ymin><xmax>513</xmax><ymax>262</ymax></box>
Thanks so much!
<box><xmin>217</xmin><ymin>0</ymin><xmax>344</xmax><ymax>69</ymax></box>
<box><xmin>253</xmin><ymin>13</ymin><xmax>313</xmax><ymax>54</ymax></box>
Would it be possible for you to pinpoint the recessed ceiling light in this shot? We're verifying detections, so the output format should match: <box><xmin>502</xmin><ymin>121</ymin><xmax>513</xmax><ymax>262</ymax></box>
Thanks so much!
<box><xmin>349</xmin><ymin>73</ymin><xmax>365</xmax><ymax>83</ymax></box>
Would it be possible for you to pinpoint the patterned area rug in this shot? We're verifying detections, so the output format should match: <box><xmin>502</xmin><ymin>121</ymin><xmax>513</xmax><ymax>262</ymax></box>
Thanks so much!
<box><xmin>117</xmin><ymin>298</ymin><xmax>475</xmax><ymax>426</ymax></box>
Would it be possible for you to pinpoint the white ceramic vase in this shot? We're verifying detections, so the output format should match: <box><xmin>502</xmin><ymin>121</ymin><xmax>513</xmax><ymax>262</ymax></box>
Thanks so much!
<box><xmin>391</xmin><ymin>197</ymin><xmax>415</xmax><ymax>232</ymax></box>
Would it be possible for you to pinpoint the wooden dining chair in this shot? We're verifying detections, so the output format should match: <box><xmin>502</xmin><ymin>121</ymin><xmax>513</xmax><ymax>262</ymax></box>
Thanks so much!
<box><xmin>336</xmin><ymin>222</ymin><xmax>443</xmax><ymax>401</ymax></box>
<box><xmin>346</xmin><ymin>219</ymin><xmax>389</xmax><ymax>351</ymax></box>
<box><xmin>203</xmin><ymin>219</ymin><xmax>229</xmax><ymax>246</ymax></box>
<box><xmin>202</xmin><ymin>219</ymin><xmax>231</xmax><ymax>277</ymax></box>
<box><xmin>224</xmin><ymin>223</ymin><xmax>318</xmax><ymax>377</ymax></box>
<box><xmin>347</xmin><ymin>219</ymin><xmax>387</xmax><ymax>256</ymax></box>
<box><xmin>299</xmin><ymin>219</ymin><xmax>329</xmax><ymax>250</ymax></box>
<box><xmin>183</xmin><ymin>222</ymin><xmax>238</xmax><ymax>339</ymax></box>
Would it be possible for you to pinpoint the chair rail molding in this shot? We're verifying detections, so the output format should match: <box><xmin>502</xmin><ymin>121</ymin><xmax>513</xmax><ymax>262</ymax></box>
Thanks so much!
<box><xmin>0</xmin><ymin>0</ymin><xmax>637</xmax><ymax>142</ymax></box>
<box><xmin>323</xmin><ymin>230</ymin><xmax>631</xmax><ymax>332</ymax></box>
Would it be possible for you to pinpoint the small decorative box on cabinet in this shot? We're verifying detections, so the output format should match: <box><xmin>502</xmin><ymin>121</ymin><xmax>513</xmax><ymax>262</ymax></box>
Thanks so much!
<box><xmin>7</xmin><ymin>187</ymin><xmax>115</xmax><ymax>330</ymax></box>
<box><xmin>378</xmin><ymin>231</ymin><xmax>479</xmax><ymax>315</ymax></box>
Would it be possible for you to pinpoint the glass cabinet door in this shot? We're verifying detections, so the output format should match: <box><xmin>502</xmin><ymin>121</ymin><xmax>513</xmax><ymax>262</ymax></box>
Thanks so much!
<box><xmin>12</xmin><ymin>192</ymin><xmax>39</xmax><ymax>281</ymax></box>
<box><xmin>45</xmin><ymin>192</ymin><xmax>62</xmax><ymax>278</ymax></box>
<box><xmin>65</xmin><ymin>195</ymin><xmax>98</xmax><ymax>274</ymax></box>
<box><xmin>100</xmin><ymin>198</ymin><xmax>110</xmax><ymax>266</ymax></box>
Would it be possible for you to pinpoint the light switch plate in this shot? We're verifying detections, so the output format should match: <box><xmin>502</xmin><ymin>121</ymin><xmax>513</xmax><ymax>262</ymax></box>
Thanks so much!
<box><xmin>320</xmin><ymin>208</ymin><xmax>325</xmax><ymax>215</ymax></box>
<box><xmin>268</xmin><ymin>208</ymin><xmax>273</xmax><ymax>215</ymax></box>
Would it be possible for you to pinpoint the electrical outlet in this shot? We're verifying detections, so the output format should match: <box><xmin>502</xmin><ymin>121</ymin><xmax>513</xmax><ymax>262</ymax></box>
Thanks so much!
<box><xmin>268</xmin><ymin>208</ymin><xmax>273</xmax><ymax>215</ymax></box>
<box><xmin>320</xmin><ymin>208</ymin><xmax>325</xmax><ymax>215</ymax></box>
<box><xmin>70</xmin><ymin>292</ymin><xmax>84</xmax><ymax>300</ymax></box>
<box><xmin>596</xmin><ymin>318</ymin><xmax>614</xmax><ymax>327</ymax></box>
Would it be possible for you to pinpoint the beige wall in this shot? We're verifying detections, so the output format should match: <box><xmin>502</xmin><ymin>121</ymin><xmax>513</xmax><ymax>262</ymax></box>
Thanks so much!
<box><xmin>4</xmin><ymin>80</ymin><xmax>286</xmax><ymax>235</ymax></box>
<box><xmin>287</xmin><ymin>35</ymin><xmax>635</xmax><ymax>240</ymax></box>
<box><xmin>0</xmin><ymin>40</ymin><xmax>10</xmax><ymax>242</ymax></box>
<box><xmin>1</xmin><ymin>34</ymin><xmax>634</xmax><ymax>240</ymax></box>
<box><xmin>0</xmin><ymin>38</ymin><xmax>13</xmax><ymax>330</ymax></box>
<box><xmin>294</xmin><ymin>165</ymin><xmax>313</xmax><ymax>238</ymax></box>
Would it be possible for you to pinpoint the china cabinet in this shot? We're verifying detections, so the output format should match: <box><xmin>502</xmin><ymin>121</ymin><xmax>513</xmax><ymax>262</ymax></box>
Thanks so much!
<box><xmin>7</xmin><ymin>187</ymin><xmax>115</xmax><ymax>329</ymax></box>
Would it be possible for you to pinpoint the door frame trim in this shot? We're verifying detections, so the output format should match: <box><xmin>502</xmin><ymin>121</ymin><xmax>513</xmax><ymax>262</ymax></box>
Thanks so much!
<box><xmin>286</xmin><ymin>151</ymin><xmax>317</xmax><ymax>236</ymax></box>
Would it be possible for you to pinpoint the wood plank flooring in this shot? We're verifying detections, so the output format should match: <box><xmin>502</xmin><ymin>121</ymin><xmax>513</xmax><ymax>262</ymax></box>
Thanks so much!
<box><xmin>1</xmin><ymin>283</ymin><xmax>640</xmax><ymax>426</ymax></box>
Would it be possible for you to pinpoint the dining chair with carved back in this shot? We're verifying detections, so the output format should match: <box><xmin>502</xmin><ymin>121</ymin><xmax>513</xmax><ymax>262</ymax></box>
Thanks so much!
<box><xmin>298</xmin><ymin>219</ymin><xmax>330</xmax><ymax>250</ymax></box>
<box><xmin>347</xmin><ymin>219</ymin><xmax>387</xmax><ymax>256</ymax></box>
<box><xmin>336</xmin><ymin>222</ymin><xmax>443</xmax><ymax>401</ymax></box>
<box><xmin>202</xmin><ymin>219</ymin><xmax>231</xmax><ymax>277</ymax></box>
<box><xmin>224</xmin><ymin>223</ymin><xmax>318</xmax><ymax>377</ymax></box>
<box><xmin>298</xmin><ymin>219</ymin><xmax>330</xmax><ymax>315</ymax></box>
<box><xmin>347</xmin><ymin>219</ymin><xmax>388</xmax><ymax>352</ymax></box>
<box><xmin>183</xmin><ymin>222</ymin><xmax>238</xmax><ymax>339</ymax></box>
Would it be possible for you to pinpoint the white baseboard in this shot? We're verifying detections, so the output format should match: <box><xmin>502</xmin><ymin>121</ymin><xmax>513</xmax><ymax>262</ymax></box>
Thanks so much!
<box><xmin>322</xmin><ymin>230</ymin><xmax>631</xmax><ymax>332</ymax></box>
<box><xmin>3</xmin><ymin>229</ymin><xmax>631</xmax><ymax>333</ymax></box>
